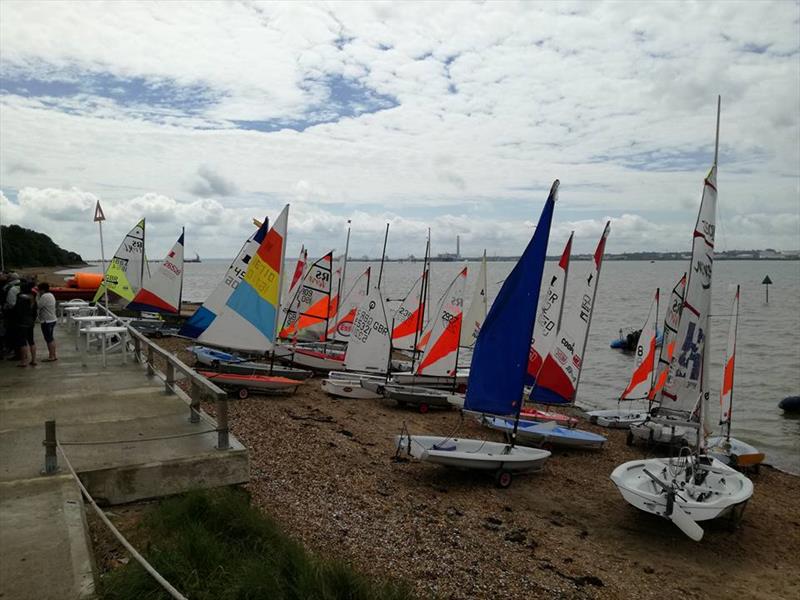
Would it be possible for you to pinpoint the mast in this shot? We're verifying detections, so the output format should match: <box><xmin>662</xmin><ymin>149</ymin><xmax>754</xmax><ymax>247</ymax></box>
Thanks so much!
<box><xmin>410</xmin><ymin>231</ymin><xmax>430</xmax><ymax>373</ymax></box>
<box><xmin>273</xmin><ymin>205</ymin><xmax>290</xmax><ymax>342</ymax></box>
<box><xmin>377</xmin><ymin>222</ymin><xmax>389</xmax><ymax>289</ymax></box>
<box><xmin>178</xmin><ymin>227</ymin><xmax>185</xmax><ymax>312</ymax></box>
<box><xmin>727</xmin><ymin>285</ymin><xmax>739</xmax><ymax>442</ymax></box>
<box><xmin>333</xmin><ymin>220</ymin><xmax>351</xmax><ymax>330</ymax></box>
<box><xmin>556</xmin><ymin>232</ymin><xmax>573</xmax><ymax>333</ymax></box>
<box><xmin>649</xmin><ymin>288</ymin><xmax>660</xmax><ymax>393</ymax></box>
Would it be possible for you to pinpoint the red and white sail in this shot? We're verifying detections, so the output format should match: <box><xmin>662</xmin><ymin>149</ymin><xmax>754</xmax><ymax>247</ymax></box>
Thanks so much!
<box><xmin>719</xmin><ymin>285</ymin><xmax>739</xmax><ymax>430</ymax></box>
<box><xmin>620</xmin><ymin>289</ymin><xmax>660</xmax><ymax>400</ymax></box>
<box><xmin>288</xmin><ymin>246</ymin><xmax>307</xmax><ymax>298</ymax></box>
<box><xmin>328</xmin><ymin>266</ymin><xmax>370</xmax><ymax>341</ymax></box>
<box><xmin>527</xmin><ymin>232</ymin><xmax>573</xmax><ymax>382</ymax></box>
<box><xmin>279</xmin><ymin>251</ymin><xmax>334</xmax><ymax>341</ymax></box>
<box><xmin>391</xmin><ymin>271</ymin><xmax>427</xmax><ymax>351</ymax></box>
<box><xmin>530</xmin><ymin>222</ymin><xmax>610</xmax><ymax>405</ymax></box>
<box><xmin>648</xmin><ymin>274</ymin><xmax>686</xmax><ymax>400</ymax></box>
<box><xmin>460</xmin><ymin>251</ymin><xmax>488</xmax><ymax>348</ymax></box>
<box><xmin>127</xmin><ymin>229</ymin><xmax>184</xmax><ymax>314</ymax></box>
<box><xmin>659</xmin><ymin>166</ymin><xmax>717</xmax><ymax>418</ymax></box>
<box><xmin>415</xmin><ymin>267</ymin><xmax>467</xmax><ymax>377</ymax></box>
<box><xmin>343</xmin><ymin>284</ymin><xmax>391</xmax><ymax>374</ymax></box>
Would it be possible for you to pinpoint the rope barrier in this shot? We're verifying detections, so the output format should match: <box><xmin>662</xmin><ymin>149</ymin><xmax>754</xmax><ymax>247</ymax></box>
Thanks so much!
<box><xmin>59</xmin><ymin>429</ymin><xmax>218</xmax><ymax>446</ymax></box>
<box><xmin>55</xmin><ymin>441</ymin><xmax>189</xmax><ymax>600</ymax></box>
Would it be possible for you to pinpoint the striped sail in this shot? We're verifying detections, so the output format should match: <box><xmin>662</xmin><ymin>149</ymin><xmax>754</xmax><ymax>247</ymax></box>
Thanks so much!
<box><xmin>288</xmin><ymin>246</ymin><xmax>307</xmax><ymax>297</ymax></box>
<box><xmin>719</xmin><ymin>285</ymin><xmax>739</xmax><ymax>429</ymax></box>
<box><xmin>94</xmin><ymin>219</ymin><xmax>147</xmax><ymax>303</ymax></box>
<box><xmin>343</xmin><ymin>284</ymin><xmax>391</xmax><ymax>374</ymax></box>
<box><xmin>180</xmin><ymin>218</ymin><xmax>269</xmax><ymax>338</ymax></box>
<box><xmin>391</xmin><ymin>272</ymin><xmax>427</xmax><ymax>351</ymax></box>
<box><xmin>416</xmin><ymin>267</ymin><xmax>467</xmax><ymax>377</ymax></box>
<box><xmin>460</xmin><ymin>251</ymin><xmax>488</xmax><ymax>348</ymax></box>
<box><xmin>465</xmin><ymin>181</ymin><xmax>557</xmax><ymax>416</ymax></box>
<box><xmin>526</xmin><ymin>232</ymin><xmax>573</xmax><ymax>384</ymax></box>
<box><xmin>620</xmin><ymin>289</ymin><xmax>660</xmax><ymax>400</ymax></box>
<box><xmin>530</xmin><ymin>222</ymin><xmax>611</xmax><ymax>405</ymax></box>
<box><xmin>127</xmin><ymin>229</ymin><xmax>184</xmax><ymax>314</ymax></box>
<box><xmin>279</xmin><ymin>251</ymin><xmax>334</xmax><ymax>341</ymax></box>
<box><xmin>659</xmin><ymin>166</ymin><xmax>717</xmax><ymax>418</ymax></box>
<box><xmin>328</xmin><ymin>267</ymin><xmax>370</xmax><ymax>341</ymax></box>
<box><xmin>648</xmin><ymin>274</ymin><xmax>686</xmax><ymax>400</ymax></box>
<box><xmin>198</xmin><ymin>205</ymin><xmax>289</xmax><ymax>351</ymax></box>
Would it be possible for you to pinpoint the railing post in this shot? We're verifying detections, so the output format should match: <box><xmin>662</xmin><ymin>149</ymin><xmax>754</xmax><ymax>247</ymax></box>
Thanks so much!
<box><xmin>42</xmin><ymin>420</ymin><xmax>58</xmax><ymax>475</ymax></box>
<box><xmin>146</xmin><ymin>345</ymin><xmax>154</xmax><ymax>377</ymax></box>
<box><xmin>216</xmin><ymin>397</ymin><xmax>230</xmax><ymax>450</ymax></box>
<box><xmin>134</xmin><ymin>336</ymin><xmax>141</xmax><ymax>363</ymax></box>
<box><xmin>165</xmin><ymin>363</ymin><xmax>175</xmax><ymax>394</ymax></box>
<box><xmin>189</xmin><ymin>380</ymin><xmax>201</xmax><ymax>423</ymax></box>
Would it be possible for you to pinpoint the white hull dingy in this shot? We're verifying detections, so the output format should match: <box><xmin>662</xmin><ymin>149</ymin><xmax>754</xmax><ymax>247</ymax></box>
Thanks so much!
<box><xmin>484</xmin><ymin>417</ymin><xmax>607</xmax><ymax>450</ymax></box>
<box><xmin>610</xmin><ymin>456</ymin><xmax>754</xmax><ymax>541</ymax></box>
<box><xmin>587</xmin><ymin>408</ymin><xmax>648</xmax><ymax>429</ymax></box>
<box><xmin>628</xmin><ymin>420</ymin><xmax>694</xmax><ymax>446</ymax></box>
<box><xmin>395</xmin><ymin>434</ymin><xmax>551</xmax><ymax>488</ymax></box>
<box><xmin>320</xmin><ymin>371</ymin><xmax>386</xmax><ymax>399</ymax></box>
<box><xmin>391</xmin><ymin>369</ymin><xmax>469</xmax><ymax>390</ymax></box>
<box><xmin>706</xmin><ymin>436</ymin><xmax>765</xmax><ymax>469</ymax></box>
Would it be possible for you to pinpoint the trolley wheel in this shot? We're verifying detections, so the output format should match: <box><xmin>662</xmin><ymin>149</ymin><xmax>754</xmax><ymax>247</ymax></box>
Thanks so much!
<box><xmin>541</xmin><ymin>442</ymin><xmax>554</xmax><ymax>452</ymax></box>
<box><xmin>626</xmin><ymin>431</ymin><xmax>634</xmax><ymax>446</ymax></box>
<box><xmin>418</xmin><ymin>403</ymin><xmax>430</xmax><ymax>414</ymax></box>
<box><xmin>238</xmin><ymin>387</ymin><xmax>249</xmax><ymax>400</ymax></box>
<box><xmin>495</xmin><ymin>470</ymin><xmax>513</xmax><ymax>489</ymax></box>
<box><xmin>154</xmin><ymin>330</ymin><xmax>163</xmax><ymax>339</ymax></box>
<box><xmin>212</xmin><ymin>360</ymin><xmax>220</xmax><ymax>369</ymax></box>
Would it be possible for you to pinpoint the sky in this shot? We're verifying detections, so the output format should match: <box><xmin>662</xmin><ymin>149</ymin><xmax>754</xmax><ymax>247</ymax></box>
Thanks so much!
<box><xmin>0</xmin><ymin>0</ymin><xmax>798</xmax><ymax>260</ymax></box>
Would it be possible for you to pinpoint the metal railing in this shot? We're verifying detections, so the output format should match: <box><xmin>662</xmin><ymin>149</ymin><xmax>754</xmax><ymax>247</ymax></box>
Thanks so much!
<box><xmin>95</xmin><ymin>305</ymin><xmax>231</xmax><ymax>450</ymax></box>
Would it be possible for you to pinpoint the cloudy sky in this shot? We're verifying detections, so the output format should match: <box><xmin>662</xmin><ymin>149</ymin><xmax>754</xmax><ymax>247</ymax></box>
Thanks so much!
<box><xmin>1</xmin><ymin>1</ymin><xmax>798</xmax><ymax>260</ymax></box>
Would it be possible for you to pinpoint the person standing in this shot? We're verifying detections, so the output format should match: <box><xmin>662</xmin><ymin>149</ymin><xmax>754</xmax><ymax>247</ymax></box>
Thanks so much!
<box><xmin>14</xmin><ymin>281</ymin><xmax>37</xmax><ymax>367</ymax></box>
<box><xmin>37</xmin><ymin>282</ymin><xmax>58</xmax><ymax>361</ymax></box>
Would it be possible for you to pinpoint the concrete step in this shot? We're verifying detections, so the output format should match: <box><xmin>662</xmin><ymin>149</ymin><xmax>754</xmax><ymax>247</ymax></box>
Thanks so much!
<box><xmin>0</xmin><ymin>476</ymin><xmax>94</xmax><ymax>600</ymax></box>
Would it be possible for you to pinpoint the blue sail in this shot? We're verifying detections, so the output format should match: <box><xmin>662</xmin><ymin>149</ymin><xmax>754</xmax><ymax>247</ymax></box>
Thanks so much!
<box><xmin>464</xmin><ymin>182</ymin><xmax>557</xmax><ymax>416</ymax></box>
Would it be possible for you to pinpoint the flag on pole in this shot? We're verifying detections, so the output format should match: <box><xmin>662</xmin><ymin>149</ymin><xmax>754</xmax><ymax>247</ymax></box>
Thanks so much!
<box><xmin>93</xmin><ymin>201</ymin><xmax>106</xmax><ymax>222</ymax></box>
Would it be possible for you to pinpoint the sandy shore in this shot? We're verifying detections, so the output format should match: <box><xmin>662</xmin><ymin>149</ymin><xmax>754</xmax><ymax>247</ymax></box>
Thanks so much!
<box><xmin>136</xmin><ymin>338</ymin><xmax>799</xmax><ymax>600</ymax></box>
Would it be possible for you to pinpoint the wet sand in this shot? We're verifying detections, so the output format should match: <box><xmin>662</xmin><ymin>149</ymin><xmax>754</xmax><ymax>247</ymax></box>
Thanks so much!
<box><xmin>148</xmin><ymin>338</ymin><xmax>800</xmax><ymax>600</ymax></box>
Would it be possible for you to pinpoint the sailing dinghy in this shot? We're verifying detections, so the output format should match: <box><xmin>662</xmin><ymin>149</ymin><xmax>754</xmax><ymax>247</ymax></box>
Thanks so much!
<box><xmin>589</xmin><ymin>288</ymin><xmax>660</xmax><ymax>428</ymax></box>
<box><xmin>197</xmin><ymin>370</ymin><xmax>303</xmax><ymax>398</ymax></box>
<box><xmin>321</xmin><ymin>282</ymin><xmax>392</xmax><ymax>400</ymax></box>
<box><xmin>384</xmin><ymin>267</ymin><xmax>468</xmax><ymax>411</ymax></box>
<box><xmin>188</xmin><ymin>345</ymin><xmax>312</xmax><ymax>380</ymax></box>
<box><xmin>483</xmin><ymin>417</ymin><xmax>606</xmax><ymax>450</ymax></box>
<box><xmin>612</xmin><ymin>98</ymin><xmax>754</xmax><ymax>541</ymax></box>
<box><xmin>396</xmin><ymin>181</ymin><xmax>558</xmax><ymax>488</ymax></box>
<box><xmin>126</xmin><ymin>229</ymin><xmax>185</xmax><ymax>314</ymax></box>
<box><xmin>459</xmin><ymin>251</ymin><xmax>488</xmax><ymax>349</ymax></box>
<box><xmin>705</xmin><ymin>286</ymin><xmax>765</xmax><ymax>469</ymax></box>
<box><xmin>94</xmin><ymin>218</ymin><xmax>148</xmax><ymax>304</ymax></box>
<box><xmin>497</xmin><ymin>225</ymin><xmax>610</xmax><ymax>447</ymax></box>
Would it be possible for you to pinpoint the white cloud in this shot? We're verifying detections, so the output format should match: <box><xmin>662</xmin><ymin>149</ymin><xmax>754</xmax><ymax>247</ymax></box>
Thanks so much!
<box><xmin>0</xmin><ymin>1</ymin><xmax>798</xmax><ymax>258</ymax></box>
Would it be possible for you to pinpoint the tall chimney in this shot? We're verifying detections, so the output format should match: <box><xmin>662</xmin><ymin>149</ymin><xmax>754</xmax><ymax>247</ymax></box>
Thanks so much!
<box><xmin>456</xmin><ymin>235</ymin><xmax>460</xmax><ymax>258</ymax></box>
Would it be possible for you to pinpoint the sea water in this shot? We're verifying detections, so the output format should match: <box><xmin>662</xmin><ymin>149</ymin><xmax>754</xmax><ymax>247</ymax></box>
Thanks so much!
<box><xmin>177</xmin><ymin>258</ymin><xmax>800</xmax><ymax>474</ymax></box>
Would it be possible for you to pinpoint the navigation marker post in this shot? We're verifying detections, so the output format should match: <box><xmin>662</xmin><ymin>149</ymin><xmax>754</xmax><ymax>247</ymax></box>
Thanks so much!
<box><xmin>762</xmin><ymin>275</ymin><xmax>772</xmax><ymax>304</ymax></box>
<box><xmin>94</xmin><ymin>200</ymin><xmax>109</xmax><ymax>309</ymax></box>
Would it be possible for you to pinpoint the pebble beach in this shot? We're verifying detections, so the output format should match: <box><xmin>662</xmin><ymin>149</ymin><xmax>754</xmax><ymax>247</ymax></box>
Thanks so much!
<box><xmin>152</xmin><ymin>337</ymin><xmax>800</xmax><ymax>600</ymax></box>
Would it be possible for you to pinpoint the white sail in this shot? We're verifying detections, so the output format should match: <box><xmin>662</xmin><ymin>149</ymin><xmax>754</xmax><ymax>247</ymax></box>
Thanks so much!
<box><xmin>527</xmin><ymin>232</ymin><xmax>573</xmax><ymax>382</ymax></box>
<box><xmin>620</xmin><ymin>289</ymin><xmax>660</xmax><ymax>400</ymax></box>
<box><xmin>719</xmin><ymin>285</ymin><xmax>739</xmax><ymax>432</ymax></box>
<box><xmin>198</xmin><ymin>205</ymin><xmax>289</xmax><ymax>352</ymax></box>
<box><xmin>416</xmin><ymin>267</ymin><xmax>467</xmax><ymax>377</ymax></box>
<box><xmin>391</xmin><ymin>272</ymin><xmax>427</xmax><ymax>351</ymax></box>
<box><xmin>343</xmin><ymin>285</ymin><xmax>391</xmax><ymax>374</ymax></box>
<box><xmin>460</xmin><ymin>251</ymin><xmax>488</xmax><ymax>348</ymax></box>
<box><xmin>94</xmin><ymin>219</ymin><xmax>147</xmax><ymax>303</ymax></box>
<box><xmin>659</xmin><ymin>166</ymin><xmax>717</xmax><ymax>418</ymax></box>
<box><xmin>181</xmin><ymin>219</ymin><xmax>269</xmax><ymax>338</ymax></box>
<box><xmin>648</xmin><ymin>274</ymin><xmax>687</xmax><ymax>401</ymax></box>
<box><xmin>329</xmin><ymin>267</ymin><xmax>370</xmax><ymax>341</ymax></box>
<box><xmin>279</xmin><ymin>251</ymin><xmax>334</xmax><ymax>341</ymax></box>
<box><xmin>127</xmin><ymin>229</ymin><xmax>184</xmax><ymax>314</ymax></box>
<box><xmin>531</xmin><ymin>222</ymin><xmax>611</xmax><ymax>405</ymax></box>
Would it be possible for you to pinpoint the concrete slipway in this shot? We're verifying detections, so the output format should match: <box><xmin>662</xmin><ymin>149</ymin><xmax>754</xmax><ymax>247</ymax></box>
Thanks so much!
<box><xmin>0</xmin><ymin>326</ymin><xmax>249</xmax><ymax>599</ymax></box>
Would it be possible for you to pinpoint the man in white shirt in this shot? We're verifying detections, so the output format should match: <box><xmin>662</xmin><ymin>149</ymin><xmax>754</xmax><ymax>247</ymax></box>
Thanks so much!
<box><xmin>36</xmin><ymin>282</ymin><xmax>58</xmax><ymax>361</ymax></box>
